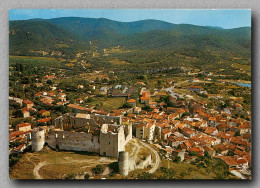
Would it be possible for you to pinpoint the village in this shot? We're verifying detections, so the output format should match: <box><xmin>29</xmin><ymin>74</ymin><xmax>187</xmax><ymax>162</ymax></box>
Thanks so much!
<box><xmin>9</xmin><ymin>63</ymin><xmax>251</xmax><ymax>179</ymax></box>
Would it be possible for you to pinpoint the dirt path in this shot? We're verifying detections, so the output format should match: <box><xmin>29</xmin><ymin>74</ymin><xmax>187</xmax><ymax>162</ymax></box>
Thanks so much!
<box><xmin>33</xmin><ymin>161</ymin><xmax>47</xmax><ymax>179</ymax></box>
<box><xmin>139</xmin><ymin>141</ymin><xmax>160</xmax><ymax>174</ymax></box>
<box><xmin>129</xmin><ymin>139</ymin><xmax>141</xmax><ymax>160</ymax></box>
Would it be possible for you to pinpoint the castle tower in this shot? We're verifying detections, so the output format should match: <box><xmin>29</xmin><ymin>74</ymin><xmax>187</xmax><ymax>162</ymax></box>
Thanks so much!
<box><xmin>118</xmin><ymin>151</ymin><xmax>129</xmax><ymax>176</ymax></box>
<box><xmin>31</xmin><ymin>129</ymin><xmax>45</xmax><ymax>152</ymax></box>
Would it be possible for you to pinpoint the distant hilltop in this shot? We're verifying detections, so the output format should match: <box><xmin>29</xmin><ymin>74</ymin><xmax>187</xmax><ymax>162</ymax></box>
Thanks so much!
<box><xmin>9</xmin><ymin>17</ymin><xmax>251</xmax><ymax>55</ymax></box>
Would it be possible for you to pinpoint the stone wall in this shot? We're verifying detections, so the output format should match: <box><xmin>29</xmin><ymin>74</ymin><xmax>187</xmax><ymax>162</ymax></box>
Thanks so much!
<box><xmin>55</xmin><ymin>114</ymin><xmax>100</xmax><ymax>130</ymax></box>
<box><xmin>135</xmin><ymin>155</ymin><xmax>152</xmax><ymax>169</ymax></box>
<box><xmin>55</xmin><ymin>113</ymin><xmax>122</xmax><ymax>130</ymax></box>
<box><xmin>90</xmin><ymin>114</ymin><xmax>121</xmax><ymax>125</ymax></box>
<box><xmin>46</xmin><ymin>131</ymin><xmax>100</xmax><ymax>153</ymax></box>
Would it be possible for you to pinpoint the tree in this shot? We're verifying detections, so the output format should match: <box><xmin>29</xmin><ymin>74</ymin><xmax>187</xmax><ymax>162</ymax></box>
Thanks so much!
<box><xmin>172</xmin><ymin>156</ymin><xmax>181</xmax><ymax>163</ymax></box>
<box><xmin>120</xmin><ymin>103</ymin><xmax>132</xmax><ymax>109</ymax></box>
<box><xmin>46</xmin><ymin>80</ymin><xmax>53</xmax><ymax>85</ymax></box>
<box><xmin>143</xmin><ymin>105</ymin><xmax>152</xmax><ymax>112</ymax></box>
<box><xmin>12</xmin><ymin>109</ymin><xmax>23</xmax><ymax>118</ymax></box>
<box><xmin>234</xmin><ymin>131</ymin><xmax>241</xmax><ymax>137</ymax></box>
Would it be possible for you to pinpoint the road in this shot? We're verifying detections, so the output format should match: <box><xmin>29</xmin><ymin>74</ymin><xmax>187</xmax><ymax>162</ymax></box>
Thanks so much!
<box><xmin>33</xmin><ymin>161</ymin><xmax>47</xmax><ymax>179</ymax></box>
<box><xmin>139</xmin><ymin>141</ymin><xmax>160</xmax><ymax>174</ymax></box>
<box><xmin>230</xmin><ymin>170</ymin><xmax>246</xmax><ymax>179</ymax></box>
<box><xmin>163</xmin><ymin>80</ymin><xmax>189</xmax><ymax>98</ymax></box>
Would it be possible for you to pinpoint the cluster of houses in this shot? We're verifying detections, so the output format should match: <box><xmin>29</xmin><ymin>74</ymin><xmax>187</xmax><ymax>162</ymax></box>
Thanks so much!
<box><xmin>9</xmin><ymin>71</ymin><xmax>251</xmax><ymax>178</ymax></box>
<box><xmin>120</xmin><ymin>92</ymin><xmax>251</xmax><ymax>174</ymax></box>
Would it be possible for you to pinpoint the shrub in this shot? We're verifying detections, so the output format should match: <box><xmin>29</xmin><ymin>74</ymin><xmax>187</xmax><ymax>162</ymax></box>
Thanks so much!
<box><xmin>108</xmin><ymin>162</ymin><xmax>119</xmax><ymax>173</ymax></box>
<box><xmin>138</xmin><ymin>172</ymin><xmax>154</xmax><ymax>179</ymax></box>
<box><xmin>65</xmin><ymin>173</ymin><xmax>76</xmax><ymax>179</ymax></box>
<box><xmin>92</xmin><ymin>165</ymin><xmax>105</xmax><ymax>175</ymax></box>
<box><xmin>84</xmin><ymin>173</ymin><xmax>90</xmax><ymax>179</ymax></box>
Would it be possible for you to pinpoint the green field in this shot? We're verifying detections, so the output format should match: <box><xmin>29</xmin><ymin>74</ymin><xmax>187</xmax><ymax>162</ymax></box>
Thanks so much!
<box><xmin>88</xmin><ymin>97</ymin><xmax>126</xmax><ymax>111</ymax></box>
<box><xmin>9</xmin><ymin>56</ymin><xmax>64</xmax><ymax>68</ymax></box>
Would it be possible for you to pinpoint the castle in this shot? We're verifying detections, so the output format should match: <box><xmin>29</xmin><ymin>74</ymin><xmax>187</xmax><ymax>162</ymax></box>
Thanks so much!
<box><xmin>31</xmin><ymin>113</ymin><xmax>132</xmax><ymax>158</ymax></box>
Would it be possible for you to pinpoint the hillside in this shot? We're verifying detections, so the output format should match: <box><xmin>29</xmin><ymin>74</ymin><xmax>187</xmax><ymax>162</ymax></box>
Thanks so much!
<box><xmin>9</xmin><ymin>17</ymin><xmax>251</xmax><ymax>70</ymax></box>
<box><xmin>9</xmin><ymin>19</ymin><xmax>89</xmax><ymax>56</ymax></box>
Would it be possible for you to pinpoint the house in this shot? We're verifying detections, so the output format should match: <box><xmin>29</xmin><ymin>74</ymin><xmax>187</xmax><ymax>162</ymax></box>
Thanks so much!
<box><xmin>188</xmin><ymin>146</ymin><xmax>204</xmax><ymax>156</ymax></box>
<box><xmin>39</xmin><ymin>110</ymin><xmax>50</xmax><ymax>117</ymax></box>
<box><xmin>22</xmin><ymin>108</ymin><xmax>30</xmax><ymax>118</ymax></box>
<box><xmin>136</xmin><ymin>122</ymin><xmax>156</xmax><ymax>141</ymax></box>
<box><xmin>100</xmin><ymin>87</ymin><xmax>108</xmax><ymax>93</ymax></box>
<box><xmin>149</xmin><ymin>101</ymin><xmax>157</xmax><ymax>107</ymax></box>
<box><xmin>78</xmin><ymin>85</ymin><xmax>84</xmax><ymax>89</ymax></box>
<box><xmin>215</xmin><ymin>156</ymin><xmax>249</xmax><ymax>171</ymax></box>
<box><xmin>205</xmin><ymin>127</ymin><xmax>218</xmax><ymax>136</ymax></box>
<box><xmin>161</xmin><ymin>129</ymin><xmax>172</xmax><ymax>140</ymax></box>
<box><xmin>172</xmin><ymin>150</ymin><xmax>185</xmax><ymax>161</ymax></box>
<box><xmin>182</xmin><ymin>127</ymin><xmax>196</xmax><ymax>138</ymax></box>
<box><xmin>14</xmin><ymin>144</ymin><xmax>26</xmax><ymax>153</ymax></box>
<box><xmin>140</xmin><ymin>92</ymin><xmax>150</xmax><ymax>104</ymax></box>
<box><xmin>9</xmin><ymin>97</ymin><xmax>23</xmax><ymax>106</ymax></box>
<box><xmin>76</xmin><ymin>98</ymin><xmax>84</xmax><ymax>104</ymax></box>
<box><xmin>58</xmin><ymin>93</ymin><xmax>66</xmax><ymax>101</ymax></box>
<box><xmin>38</xmin><ymin>117</ymin><xmax>51</xmax><ymax>124</ymax></box>
<box><xmin>89</xmin><ymin>85</ymin><xmax>96</xmax><ymax>90</ymax></box>
<box><xmin>238</xmin><ymin>123</ymin><xmax>251</xmax><ymax>135</ymax></box>
<box><xmin>155</xmin><ymin>92</ymin><xmax>167</xmax><ymax>98</ymax></box>
<box><xmin>133</xmin><ymin>107</ymin><xmax>142</xmax><ymax>114</ymax></box>
<box><xmin>67</xmin><ymin>104</ymin><xmax>87</xmax><ymax>113</ymax></box>
<box><xmin>23</xmin><ymin>100</ymin><xmax>34</xmax><ymax>109</ymax></box>
<box><xmin>40</xmin><ymin>98</ymin><xmax>54</xmax><ymax>105</ymax></box>
<box><xmin>127</xmin><ymin>99</ymin><xmax>136</xmax><ymax>107</ymax></box>
<box><xmin>169</xmin><ymin>136</ymin><xmax>184</xmax><ymax>148</ymax></box>
<box><xmin>208</xmin><ymin>117</ymin><xmax>218</xmax><ymax>127</ymax></box>
<box><xmin>16</xmin><ymin>123</ymin><xmax>31</xmax><ymax>132</ymax></box>
<box><xmin>44</xmin><ymin>75</ymin><xmax>55</xmax><ymax>80</ymax></box>
<box><xmin>203</xmin><ymin>146</ymin><xmax>216</xmax><ymax>157</ymax></box>
<box><xmin>136</xmin><ymin>82</ymin><xmax>146</xmax><ymax>86</ymax></box>
<box><xmin>188</xmin><ymin>86</ymin><xmax>202</xmax><ymax>92</ymax></box>
<box><xmin>217</xmin><ymin>123</ymin><xmax>229</xmax><ymax>132</ymax></box>
<box><xmin>190</xmin><ymin>78</ymin><xmax>199</xmax><ymax>82</ymax></box>
<box><xmin>214</xmin><ymin>144</ymin><xmax>229</xmax><ymax>155</ymax></box>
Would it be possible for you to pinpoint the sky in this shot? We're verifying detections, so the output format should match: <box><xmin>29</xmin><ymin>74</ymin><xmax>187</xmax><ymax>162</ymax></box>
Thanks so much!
<box><xmin>9</xmin><ymin>9</ymin><xmax>251</xmax><ymax>29</ymax></box>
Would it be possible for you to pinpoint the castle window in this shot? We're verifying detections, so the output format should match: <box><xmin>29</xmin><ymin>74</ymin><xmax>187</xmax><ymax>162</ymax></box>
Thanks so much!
<box><xmin>76</xmin><ymin>136</ymin><xmax>79</xmax><ymax>141</ymax></box>
<box><xmin>62</xmin><ymin>134</ymin><xmax>65</xmax><ymax>139</ymax></box>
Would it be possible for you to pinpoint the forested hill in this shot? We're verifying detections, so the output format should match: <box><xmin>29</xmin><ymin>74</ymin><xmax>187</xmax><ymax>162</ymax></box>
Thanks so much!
<box><xmin>9</xmin><ymin>17</ymin><xmax>251</xmax><ymax>58</ymax></box>
<box><xmin>9</xmin><ymin>19</ymin><xmax>89</xmax><ymax>55</ymax></box>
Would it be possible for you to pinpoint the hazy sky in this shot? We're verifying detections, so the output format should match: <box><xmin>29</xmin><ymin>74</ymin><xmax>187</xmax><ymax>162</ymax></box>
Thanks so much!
<box><xmin>9</xmin><ymin>9</ymin><xmax>251</xmax><ymax>29</ymax></box>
